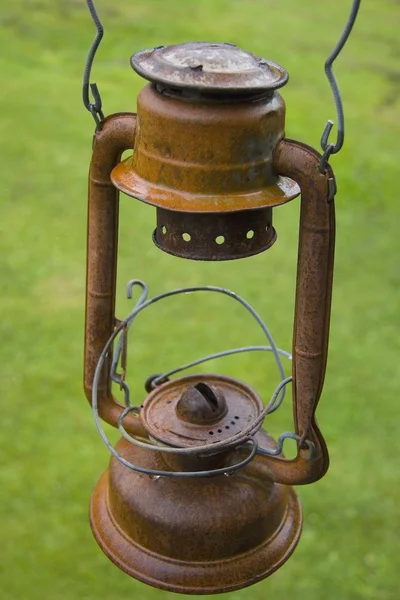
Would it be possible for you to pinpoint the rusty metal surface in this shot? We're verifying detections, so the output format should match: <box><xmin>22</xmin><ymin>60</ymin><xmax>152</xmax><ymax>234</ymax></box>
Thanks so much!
<box><xmin>153</xmin><ymin>206</ymin><xmax>276</xmax><ymax>260</ymax></box>
<box><xmin>84</xmin><ymin>113</ymin><xmax>145</xmax><ymax>435</ymax></box>
<box><xmin>142</xmin><ymin>374</ymin><xmax>263</xmax><ymax>449</ymax></box>
<box><xmin>246</xmin><ymin>138</ymin><xmax>335</xmax><ymax>486</ymax></box>
<box><xmin>111</xmin><ymin>84</ymin><xmax>300</xmax><ymax>213</ymax></box>
<box><xmin>131</xmin><ymin>42</ymin><xmax>288</xmax><ymax>95</ymax></box>
<box><xmin>85</xmin><ymin>57</ymin><xmax>335</xmax><ymax>592</ymax></box>
<box><xmin>90</xmin><ymin>431</ymin><xmax>302</xmax><ymax>594</ymax></box>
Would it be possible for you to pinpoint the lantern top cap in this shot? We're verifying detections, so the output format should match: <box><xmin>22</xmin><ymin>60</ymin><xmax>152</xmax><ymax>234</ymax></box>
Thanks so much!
<box><xmin>131</xmin><ymin>42</ymin><xmax>288</xmax><ymax>95</ymax></box>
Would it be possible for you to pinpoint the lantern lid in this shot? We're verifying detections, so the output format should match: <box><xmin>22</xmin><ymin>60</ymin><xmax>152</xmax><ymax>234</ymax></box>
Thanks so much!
<box><xmin>141</xmin><ymin>373</ymin><xmax>264</xmax><ymax>449</ymax></box>
<box><xmin>131</xmin><ymin>42</ymin><xmax>288</xmax><ymax>95</ymax></box>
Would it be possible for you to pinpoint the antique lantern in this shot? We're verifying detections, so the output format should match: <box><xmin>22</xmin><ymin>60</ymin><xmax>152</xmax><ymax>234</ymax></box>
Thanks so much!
<box><xmin>82</xmin><ymin>0</ymin><xmax>360</xmax><ymax>594</ymax></box>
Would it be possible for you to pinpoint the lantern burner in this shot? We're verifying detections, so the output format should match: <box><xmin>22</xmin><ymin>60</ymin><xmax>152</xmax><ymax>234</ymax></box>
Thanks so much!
<box><xmin>94</xmin><ymin>279</ymin><xmax>315</xmax><ymax>480</ymax></box>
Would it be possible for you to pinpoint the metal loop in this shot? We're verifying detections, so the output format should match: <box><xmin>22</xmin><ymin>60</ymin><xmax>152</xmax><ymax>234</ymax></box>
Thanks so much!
<box><xmin>91</xmin><ymin>280</ymin><xmax>318</xmax><ymax>477</ymax></box>
<box><xmin>319</xmin><ymin>142</ymin><xmax>335</xmax><ymax>174</ymax></box>
<box><xmin>116</xmin><ymin>377</ymin><xmax>292</xmax><ymax>457</ymax></box>
<box><xmin>256</xmin><ymin>432</ymin><xmax>316</xmax><ymax>460</ymax></box>
<box><xmin>83</xmin><ymin>1</ymin><xmax>105</xmax><ymax>128</ymax></box>
<box><xmin>115</xmin><ymin>379</ymin><xmax>316</xmax><ymax>465</ymax></box>
<box><xmin>111</xmin><ymin>280</ymin><xmax>149</xmax><ymax>395</ymax></box>
<box><xmin>97</xmin><ymin>410</ymin><xmax>259</xmax><ymax>478</ymax></box>
<box><xmin>320</xmin><ymin>0</ymin><xmax>361</xmax><ymax>167</ymax></box>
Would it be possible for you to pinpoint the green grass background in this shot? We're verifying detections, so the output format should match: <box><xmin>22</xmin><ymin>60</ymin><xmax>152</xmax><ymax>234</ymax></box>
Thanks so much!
<box><xmin>0</xmin><ymin>0</ymin><xmax>399</xmax><ymax>598</ymax></box>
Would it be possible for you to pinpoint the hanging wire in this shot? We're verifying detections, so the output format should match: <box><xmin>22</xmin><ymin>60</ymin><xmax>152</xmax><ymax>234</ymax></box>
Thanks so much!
<box><xmin>320</xmin><ymin>0</ymin><xmax>361</xmax><ymax>172</ymax></box>
<box><xmin>81</xmin><ymin>0</ymin><xmax>361</xmax><ymax>158</ymax></box>
<box><xmin>83</xmin><ymin>0</ymin><xmax>105</xmax><ymax>128</ymax></box>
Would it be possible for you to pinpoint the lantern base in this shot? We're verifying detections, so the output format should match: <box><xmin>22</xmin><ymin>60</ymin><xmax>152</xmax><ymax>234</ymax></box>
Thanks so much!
<box><xmin>90</xmin><ymin>437</ymin><xmax>302</xmax><ymax>594</ymax></box>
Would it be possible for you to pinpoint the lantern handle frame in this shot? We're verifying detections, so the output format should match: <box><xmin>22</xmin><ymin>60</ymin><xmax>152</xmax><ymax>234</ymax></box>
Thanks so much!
<box><xmin>84</xmin><ymin>113</ymin><xmax>144</xmax><ymax>436</ymax></box>
<box><xmin>265</xmin><ymin>138</ymin><xmax>336</xmax><ymax>485</ymax></box>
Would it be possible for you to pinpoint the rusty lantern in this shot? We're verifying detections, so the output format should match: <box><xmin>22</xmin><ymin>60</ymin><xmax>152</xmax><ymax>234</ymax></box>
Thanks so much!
<box><xmin>81</xmin><ymin>0</ymin><xmax>358</xmax><ymax>589</ymax></box>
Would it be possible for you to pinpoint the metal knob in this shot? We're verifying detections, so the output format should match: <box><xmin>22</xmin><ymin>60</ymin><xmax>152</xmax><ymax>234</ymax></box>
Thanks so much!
<box><xmin>176</xmin><ymin>382</ymin><xmax>228</xmax><ymax>424</ymax></box>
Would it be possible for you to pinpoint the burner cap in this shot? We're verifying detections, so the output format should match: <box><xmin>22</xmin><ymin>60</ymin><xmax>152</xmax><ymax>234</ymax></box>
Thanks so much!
<box><xmin>141</xmin><ymin>373</ymin><xmax>264</xmax><ymax>448</ymax></box>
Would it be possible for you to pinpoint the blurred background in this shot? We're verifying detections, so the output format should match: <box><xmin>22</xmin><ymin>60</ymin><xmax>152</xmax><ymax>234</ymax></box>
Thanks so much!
<box><xmin>0</xmin><ymin>0</ymin><xmax>399</xmax><ymax>598</ymax></box>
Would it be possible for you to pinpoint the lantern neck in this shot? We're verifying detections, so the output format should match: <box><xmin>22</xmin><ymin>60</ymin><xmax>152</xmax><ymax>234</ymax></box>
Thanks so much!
<box><xmin>154</xmin><ymin>83</ymin><xmax>274</xmax><ymax>104</ymax></box>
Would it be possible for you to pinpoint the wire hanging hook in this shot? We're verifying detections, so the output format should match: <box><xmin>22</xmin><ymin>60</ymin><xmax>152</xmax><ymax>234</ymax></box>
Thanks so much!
<box><xmin>83</xmin><ymin>0</ymin><xmax>105</xmax><ymax>128</ymax></box>
<box><xmin>320</xmin><ymin>0</ymin><xmax>361</xmax><ymax>172</ymax></box>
